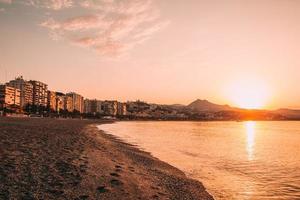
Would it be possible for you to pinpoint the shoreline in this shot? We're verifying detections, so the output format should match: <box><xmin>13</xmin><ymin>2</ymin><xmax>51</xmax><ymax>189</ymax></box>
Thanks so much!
<box><xmin>0</xmin><ymin>118</ymin><xmax>214</xmax><ymax>200</ymax></box>
<box><xmin>91</xmin><ymin>124</ymin><xmax>214</xmax><ymax>200</ymax></box>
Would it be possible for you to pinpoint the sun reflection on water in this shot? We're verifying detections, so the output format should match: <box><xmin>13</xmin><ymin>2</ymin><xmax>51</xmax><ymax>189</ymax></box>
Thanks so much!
<box><xmin>245</xmin><ymin>121</ymin><xmax>256</xmax><ymax>161</ymax></box>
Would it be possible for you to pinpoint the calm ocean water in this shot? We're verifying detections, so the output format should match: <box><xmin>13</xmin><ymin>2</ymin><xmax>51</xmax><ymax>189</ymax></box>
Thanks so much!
<box><xmin>98</xmin><ymin>121</ymin><xmax>300</xmax><ymax>200</ymax></box>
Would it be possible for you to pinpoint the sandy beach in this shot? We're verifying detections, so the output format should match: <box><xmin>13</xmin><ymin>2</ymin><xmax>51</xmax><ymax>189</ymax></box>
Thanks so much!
<box><xmin>0</xmin><ymin>118</ymin><xmax>213</xmax><ymax>200</ymax></box>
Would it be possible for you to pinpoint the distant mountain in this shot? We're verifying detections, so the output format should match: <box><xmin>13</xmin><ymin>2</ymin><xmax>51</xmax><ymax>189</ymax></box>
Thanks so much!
<box><xmin>272</xmin><ymin>108</ymin><xmax>300</xmax><ymax>119</ymax></box>
<box><xmin>187</xmin><ymin>99</ymin><xmax>234</xmax><ymax>112</ymax></box>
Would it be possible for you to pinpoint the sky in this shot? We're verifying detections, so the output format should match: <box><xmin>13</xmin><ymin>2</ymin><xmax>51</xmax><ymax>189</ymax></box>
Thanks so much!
<box><xmin>0</xmin><ymin>0</ymin><xmax>299</xmax><ymax>109</ymax></box>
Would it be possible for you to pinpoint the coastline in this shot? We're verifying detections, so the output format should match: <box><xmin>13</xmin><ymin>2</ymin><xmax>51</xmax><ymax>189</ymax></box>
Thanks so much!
<box><xmin>0</xmin><ymin>117</ymin><xmax>213</xmax><ymax>199</ymax></box>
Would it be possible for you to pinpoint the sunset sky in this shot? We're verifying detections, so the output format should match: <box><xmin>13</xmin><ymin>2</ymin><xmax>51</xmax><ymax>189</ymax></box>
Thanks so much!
<box><xmin>0</xmin><ymin>0</ymin><xmax>299</xmax><ymax>109</ymax></box>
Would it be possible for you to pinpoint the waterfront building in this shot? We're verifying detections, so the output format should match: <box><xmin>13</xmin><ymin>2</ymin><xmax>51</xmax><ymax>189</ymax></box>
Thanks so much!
<box><xmin>0</xmin><ymin>85</ymin><xmax>21</xmax><ymax>110</ymax></box>
<box><xmin>47</xmin><ymin>91</ymin><xmax>57</xmax><ymax>111</ymax></box>
<box><xmin>90</xmin><ymin>99</ymin><xmax>98</xmax><ymax>114</ymax></box>
<box><xmin>55</xmin><ymin>92</ymin><xmax>65</xmax><ymax>113</ymax></box>
<box><xmin>91</xmin><ymin>99</ymin><xmax>103</xmax><ymax>114</ymax></box>
<box><xmin>7</xmin><ymin>76</ymin><xmax>33</xmax><ymax>108</ymax></box>
<box><xmin>66</xmin><ymin>92</ymin><xmax>84</xmax><ymax>113</ymax></box>
<box><xmin>84</xmin><ymin>99</ymin><xmax>92</xmax><ymax>114</ymax></box>
<box><xmin>29</xmin><ymin>80</ymin><xmax>48</xmax><ymax>107</ymax></box>
<box><xmin>64</xmin><ymin>95</ymin><xmax>73</xmax><ymax>112</ymax></box>
<box><xmin>117</xmin><ymin>102</ymin><xmax>127</xmax><ymax>116</ymax></box>
<box><xmin>84</xmin><ymin>99</ymin><xmax>103</xmax><ymax>114</ymax></box>
<box><xmin>102</xmin><ymin>100</ymin><xmax>118</xmax><ymax>116</ymax></box>
<box><xmin>126</xmin><ymin>100</ymin><xmax>150</xmax><ymax>113</ymax></box>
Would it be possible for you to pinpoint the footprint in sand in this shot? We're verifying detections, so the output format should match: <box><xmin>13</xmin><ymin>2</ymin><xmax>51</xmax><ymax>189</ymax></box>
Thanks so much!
<box><xmin>79</xmin><ymin>164</ymin><xmax>87</xmax><ymax>172</ymax></box>
<box><xmin>77</xmin><ymin>195</ymin><xmax>89</xmax><ymax>200</ymax></box>
<box><xmin>115</xmin><ymin>168</ymin><xmax>122</xmax><ymax>173</ymax></box>
<box><xmin>110</xmin><ymin>179</ymin><xmax>123</xmax><ymax>187</ymax></box>
<box><xmin>114</xmin><ymin>165</ymin><xmax>123</xmax><ymax>173</ymax></box>
<box><xmin>110</xmin><ymin>172</ymin><xmax>120</xmax><ymax>177</ymax></box>
<box><xmin>128</xmin><ymin>166</ymin><xmax>135</xmax><ymax>172</ymax></box>
<box><xmin>158</xmin><ymin>192</ymin><xmax>166</xmax><ymax>196</ymax></box>
<box><xmin>97</xmin><ymin>186</ymin><xmax>109</xmax><ymax>193</ymax></box>
<box><xmin>115</xmin><ymin>165</ymin><xmax>122</xmax><ymax>169</ymax></box>
<box><xmin>151</xmin><ymin>186</ymin><xmax>159</xmax><ymax>190</ymax></box>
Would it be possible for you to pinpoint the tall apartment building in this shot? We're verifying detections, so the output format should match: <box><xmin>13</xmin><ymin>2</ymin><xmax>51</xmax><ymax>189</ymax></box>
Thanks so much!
<box><xmin>117</xmin><ymin>102</ymin><xmax>127</xmax><ymax>116</ymax></box>
<box><xmin>0</xmin><ymin>85</ymin><xmax>21</xmax><ymax>110</ymax></box>
<box><xmin>102</xmin><ymin>100</ymin><xmax>118</xmax><ymax>116</ymax></box>
<box><xmin>66</xmin><ymin>92</ymin><xmax>84</xmax><ymax>113</ymax></box>
<box><xmin>29</xmin><ymin>80</ymin><xmax>48</xmax><ymax>107</ymax></box>
<box><xmin>7</xmin><ymin>76</ymin><xmax>33</xmax><ymax>108</ymax></box>
<box><xmin>84</xmin><ymin>99</ymin><xmax>103</xmax><ymax>114</ymax></box>
<box><xmin>64</xmin><ymin>95</ymin><xmax>73</xmax><ymax>112</ymax></box>
<box><xmin>47</xmin><ymin>91</ymin><xmax>57</xmax><ymax>111</ymax></box>
<box><xmin>55</xmin><ymin>92</ymin><xmax>65</xmax><ymax>113</ymax></box>
<box><xmin>84</xmin><ymin>99</ymin><xmax>92</xmax><ymax>113</ymax></box>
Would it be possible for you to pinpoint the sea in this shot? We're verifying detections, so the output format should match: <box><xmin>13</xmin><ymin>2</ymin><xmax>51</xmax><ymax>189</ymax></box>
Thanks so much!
<box><xmin>98</xmin><ymin>121</ymin><xmax>300</xmax><ymax>200</ymax></box>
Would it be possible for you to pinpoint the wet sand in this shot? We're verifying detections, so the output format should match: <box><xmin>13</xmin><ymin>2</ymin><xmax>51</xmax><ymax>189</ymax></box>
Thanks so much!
<box><xmin>0</xmin><ymin>117</ymin><xmax>213</xmax><ymax>200</ymax></box>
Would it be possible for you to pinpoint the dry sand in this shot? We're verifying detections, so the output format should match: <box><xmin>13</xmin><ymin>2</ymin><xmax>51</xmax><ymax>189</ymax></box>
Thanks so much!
<box><xmin>0</xmin><ymin>117</ymin><xmax>214</xmax><ymax>200</ymax></box>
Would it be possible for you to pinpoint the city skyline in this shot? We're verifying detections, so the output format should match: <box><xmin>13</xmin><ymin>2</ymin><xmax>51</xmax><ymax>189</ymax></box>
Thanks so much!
<box><xmin>2</xmin><ymin>75</ymin><xmax>293</xmax><ymax>121</ymax></box>
<box><xmin>1</xmin><ymin>74</ymin><xmax>298</xmax><ymax>112</ymax></box>
<box><xmin>1</xmin><ymin>0</ymin><xmax>300</xmax><ymax>109</ymax></box>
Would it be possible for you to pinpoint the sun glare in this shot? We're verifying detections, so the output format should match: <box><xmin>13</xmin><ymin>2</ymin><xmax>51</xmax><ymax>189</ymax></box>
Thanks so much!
<box><xmin>245</xmin><ymin>121</ymin><xmax>256</xmax><ymax>161</ymax></box>
<box><xmin>226</xmin><ymin>79</ymin><xmax>270</xmax><ymax>109</ymax></box>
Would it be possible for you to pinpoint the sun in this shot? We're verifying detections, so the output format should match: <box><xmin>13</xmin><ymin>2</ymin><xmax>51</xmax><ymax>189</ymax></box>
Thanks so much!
<box><xmin>225</xmin><ymin>79</ymin><xmax>270</xmax><ymax>109</ymax></box>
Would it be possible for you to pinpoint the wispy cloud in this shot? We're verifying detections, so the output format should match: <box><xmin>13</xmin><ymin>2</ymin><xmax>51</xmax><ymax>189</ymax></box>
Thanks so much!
<box><xmin>0</xmin><ymin>0</ymin><xmax>12</xmax><ymax>4</ymax></box>
<box><xmin>2</xmin><ymin>0</ymin><xmax>167</xmax><ymax>56</ymax></box>
<box><xmin>40</xmin><ymin>0</ymin><xmax>168</xmax><ymax>56</ymax></box>
<box><xmin>41</xmin><ymin>14</ymin><xmax>110</xmax><ymax>31</ymax></box>
<box><xmin>26</xmin><ymin>0</ymin><xmax>73</xmax><ymax>10</ymax></box>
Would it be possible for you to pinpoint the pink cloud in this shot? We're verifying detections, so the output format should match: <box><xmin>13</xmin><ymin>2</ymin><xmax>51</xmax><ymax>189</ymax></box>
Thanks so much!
<box><xmin>41</xmin><ymin>14</ymin><xmax>109</xmax><ymax>31</ymax></box>
<box><xmin>0</xmin><ymin>0</ymin><xmax>12</xmax><ymax>4</ymax></box>
<box><xmin>27</xmin><ymin>0</ymin><xmax>73</xmax><ymax>10</ymax></box>
<box><xmin>41</xmin><ymin>0</ymin><xmax>168</xmax><ymax>56</ymax></box>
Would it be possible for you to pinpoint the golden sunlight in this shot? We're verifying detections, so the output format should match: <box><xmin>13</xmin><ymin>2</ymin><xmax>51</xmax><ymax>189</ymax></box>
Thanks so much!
<box><xmin>225</xmin><ymin>79</ymin><xmax>270</xmax><ymax>109</ymax></box>
<box><xmin>245</xmin><ymin>121</ymin><xmax>256</xmax><ymax>161</ymax></box>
